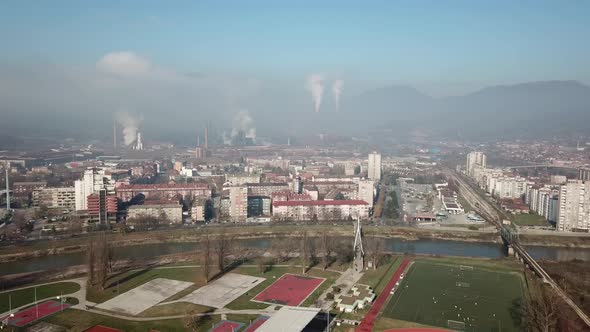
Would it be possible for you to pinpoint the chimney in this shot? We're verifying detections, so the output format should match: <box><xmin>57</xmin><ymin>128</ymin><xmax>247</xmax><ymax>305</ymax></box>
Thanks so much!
<box><xmin>113</xmin><ymin>119</ymin><xmax>117</xmax><ymax>150</ymax></box>
<box><xmin>5</xmin><ymin>163</ymin><xmax>10</xmax><ymax>210</ymax></box>
<box><xmin>205</xmin><ymin>125</ymin><xmax>209</xmax><ymax>149</ymax></box>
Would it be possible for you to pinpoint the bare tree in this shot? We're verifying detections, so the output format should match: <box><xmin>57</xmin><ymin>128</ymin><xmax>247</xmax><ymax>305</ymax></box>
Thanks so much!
<box><xmin>320</xmin><ymin>231</ymin><xmax>334</xmax><ymax>270</ymax></box>
<box><xmin>520</xmin><ymin>281</ymin><xmax>559</xmax><ymax>332</ymax></box>
<box><xmin>87</xmin><ymin>238</ymin><xmax>96</xmax><ymax>286</ymax></box>
<box><xmin>214</xmin><ymin>231</ymin><xmax>232</xmax><ymax>273</ymax></box>
<box><xmin>365</xmin><ymin>235</ymin><xmax>385</xmax><ymax>270</ymax></box>
<box><xmin>202</xmin><ymin>232</ymin><xmax>211</xmax><ymax>283</ymax></box>
<box><xmin>300</xmin><ymin>231</ymin><xmax>309</xmax><ymax>274</ymax></box>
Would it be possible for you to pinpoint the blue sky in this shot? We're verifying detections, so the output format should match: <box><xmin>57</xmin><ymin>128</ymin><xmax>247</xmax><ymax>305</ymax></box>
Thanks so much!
<box><xmin>1</xmin><ymin>0</ymin><xmax>589</xmax><ymax>95</ymax></box>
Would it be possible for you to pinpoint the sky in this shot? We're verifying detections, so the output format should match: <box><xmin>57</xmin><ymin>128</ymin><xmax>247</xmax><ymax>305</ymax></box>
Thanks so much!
<box><xmin>0</xmin><ymin>1</ymin><xmax>589</xmax><ymax>143</ymax></box>
<box><xmin>1</xmin><ymin>1</ymin><xmax>589</xmax><ymax>95</ymax></box>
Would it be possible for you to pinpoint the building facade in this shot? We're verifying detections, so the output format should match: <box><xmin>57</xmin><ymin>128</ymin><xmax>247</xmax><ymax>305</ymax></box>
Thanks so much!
<box><xmin>87</xmin><ymin>189</ymin><xmax>118</xmax><ymax>223</ymax></box>
<box><xmin>272</xmin><ymin>200</ymin><xmax>369</xmax><ymax>221</ymax></box>
<box><xmin>229</xmin><ymin>186</ymin><xmax>248</xmax><ymax>222</ymax></box>
<box><xmin>558</xmin><ymin>180</ymin><xmax>590</xmax><ymax>232</ymax></box>
<box><xmin>32</xmin><ymin>187</ymin><xmax>76</xmax><ymax>210</ymax></box>
<box><xmin>367</xmin><ymin>152</ymin><xmax>382</xmax><ymax>181</ymax></box>
<box><xmin>127</xmin><ymin>203</ymin><xmax>183</xmax><ymax>224</ymax></box>
<box><xmin>115</xmin><ymin>183</ymin><xmax>211</xmax><ymax>202</ymax></box>
<box><xmin>466</xmin><ymin>151</ymin><xmax>487</xmax><ymax>177</ymax></box>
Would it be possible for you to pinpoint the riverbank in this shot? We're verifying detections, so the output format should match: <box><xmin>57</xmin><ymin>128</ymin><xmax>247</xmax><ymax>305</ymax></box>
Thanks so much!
<box><xmin>0</xmin><ymin>224</ymin><xmax>588</xmax><ymax>264</ymax></box>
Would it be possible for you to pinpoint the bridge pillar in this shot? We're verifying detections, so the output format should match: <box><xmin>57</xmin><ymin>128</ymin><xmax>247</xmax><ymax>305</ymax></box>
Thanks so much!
<box><xmin>507</xmin><ymin>245</ymin><xmax>514</xmax><ymax>256</ymax></box>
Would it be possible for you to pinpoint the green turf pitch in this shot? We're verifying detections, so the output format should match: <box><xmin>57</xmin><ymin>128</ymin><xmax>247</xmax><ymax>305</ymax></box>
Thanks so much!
<box><xmin>382</xmin><ymin>261</ymin><xmax>524</xmax><ymax>331</ymax></box>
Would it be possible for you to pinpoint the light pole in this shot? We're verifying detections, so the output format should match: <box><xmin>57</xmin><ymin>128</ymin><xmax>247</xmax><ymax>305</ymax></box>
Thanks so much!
<box><xmin>34</xmin><ymin>287</ymin><xmax>38</xmax><ymax>319</ymax></box>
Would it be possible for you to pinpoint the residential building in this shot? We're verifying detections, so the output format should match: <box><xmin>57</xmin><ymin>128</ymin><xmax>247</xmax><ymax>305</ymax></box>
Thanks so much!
<box><xmin>229</xmin><ymin>185</ymin><xmax>248</xmax><ymax>222</ymax></box>
<box><xmin>74</xmin><ymin>168</ymin><xmax>113</xmax><ymax>211</ymax></box>
<box><xmin>13</xmin><ymin>181</ymin><xmax>46</xmax><ymax>197</ymax></box>
<box><xmin>115</xmin><ymin>183</ymin><xmax>211</xmax><ymax>202</ymax></box>
<box><xmin>357</xmin><ymin>179</ymin><xmax>375</xmax><ymax>207</ymax></box>
<box><xmin>246</xmin><ymin>182</ymin><xmax>289</xmax><ymax>196</ymax></box>
<box><xmin>558</xmin><ymin>180</ymin><xmax>590</xmax><ymax>232</ymax></box>
<box><xmin>367</xmin><ymin>152</ymin><xmax>381</xmax><ymax>181</ymax></box>
<box><xmin>127</xmin><ymin>202</ymin><xmax>183</xmax><ymax>224</ymax></box>
<box><xmin>272</xmin><ymin>200</ymin><xmax>369</xmax><ymax>221</ymax></box>
<box><xmin>226</xmin><ymin>174</ymin><xmax>260</xmax><ymax>185</ymax></box>
<box><xmin>466</xmin><ymin>151</ymin><xmax>486</xmax><ymax>177</ymax></box>
<box><xmin>191</xmin><ymin>198</ymin><xmax>207</xmax><ymax>222</ymax></box>
<box><xmin>579</xmin><ymin>168</ymin><xmax>590</xmax><ymax>181</ymax></box>
<box><xmin>32</xmin><ymin>187</ymin><xmax>76</xmax><ymax>210</ymax></box>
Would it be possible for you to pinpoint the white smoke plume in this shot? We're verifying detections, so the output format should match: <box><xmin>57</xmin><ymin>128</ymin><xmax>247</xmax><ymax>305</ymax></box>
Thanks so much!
<box><xmin>306</xmin><ymin>74</ymin><xmax>324</xmax><ymax>113</ymax></box>
<box><xmin>332</xmin><ymin>79</ymin><xmax>344</xmax><ymax>112</ymax></box>
<box><xmin>116</xmin><ymin>111</ymin><xmax>142</xmax><ymax>146</ymax></box>
<box><xmin>231</xmin><ymin>110</ymin><xmax>256</xmax><ymax>139</ymax></box>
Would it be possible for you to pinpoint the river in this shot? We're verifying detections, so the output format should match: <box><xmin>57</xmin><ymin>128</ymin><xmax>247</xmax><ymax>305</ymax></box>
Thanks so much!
<box><xmin>1</xmin><ymin>238</ymin><xmax>589</xmax><ymax>277</ymax></box>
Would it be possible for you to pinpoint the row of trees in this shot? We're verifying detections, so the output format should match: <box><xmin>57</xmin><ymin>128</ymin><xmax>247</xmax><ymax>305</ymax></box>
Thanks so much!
<box><xmin>200</xmin><ymin>231</ymin><xmax>234</xmax><ymax>283</ymax></box>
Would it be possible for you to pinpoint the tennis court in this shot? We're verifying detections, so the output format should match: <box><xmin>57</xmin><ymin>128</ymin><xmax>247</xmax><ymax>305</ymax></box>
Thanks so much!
<box><xmin>253</xmin><ymin>274</ymin><xmax>325</xmax><ymax>306</ymax></box>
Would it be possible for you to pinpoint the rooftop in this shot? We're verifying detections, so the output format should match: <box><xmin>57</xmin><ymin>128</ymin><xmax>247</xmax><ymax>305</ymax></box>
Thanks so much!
<box><xmin>273</xmin><ymin>200</ymin><xmax>368</xmax><ymax>207</ymax></box>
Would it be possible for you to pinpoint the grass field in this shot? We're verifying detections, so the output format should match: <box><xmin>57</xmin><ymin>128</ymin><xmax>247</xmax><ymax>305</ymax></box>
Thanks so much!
<box><xmin>0</xmin><ymin>282</ymin><xmax>80</xmax><ymax>313</ymax></box>
<box><xmin>382</xmin><ymin>260</ymin><xmax>524</xmax><ymax>332</ymax></box>
<box><xmin>510</xmin><ymin>213</ymin><xmax>548</xmax><ymax>226</ymax></box>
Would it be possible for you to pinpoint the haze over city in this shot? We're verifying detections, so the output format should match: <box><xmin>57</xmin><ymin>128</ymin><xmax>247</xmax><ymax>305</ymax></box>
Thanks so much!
<box><xmin>1</xmin><ymin>2</ymin><xmax>590</xmax><ymax>332</ymax></box>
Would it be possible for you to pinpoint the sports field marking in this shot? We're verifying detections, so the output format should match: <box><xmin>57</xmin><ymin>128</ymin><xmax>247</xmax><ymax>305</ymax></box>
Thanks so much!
<box><xmin>456</xmin><ymin>282</ymin><xmax>470</xmax><ymax>288</ymax></box>
<box><xmin>459</xmin><ymin>265</ymin><xmax>474</xmax><ymax>270</ymax></box>
<box><xmin>252</xmin><ymin>274</ymin><xmax>325</xmax><ymax>306</ymax></box>
<box><xmin>448</xmin><ymin>319</ymin><xmax>466</xmax><ymax>330</ymax></box>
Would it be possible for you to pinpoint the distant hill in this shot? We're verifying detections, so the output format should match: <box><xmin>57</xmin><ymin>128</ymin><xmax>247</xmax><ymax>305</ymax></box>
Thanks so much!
<box><xmin>344</xmin><ymin>80</ymin><xmax>590</xmax><ymax>139</ymax></box>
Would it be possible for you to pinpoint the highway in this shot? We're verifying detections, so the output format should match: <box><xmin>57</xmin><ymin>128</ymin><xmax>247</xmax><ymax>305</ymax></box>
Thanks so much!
<box><xmin>448</xmin><ymin>170</ymin><xmax>590</xmax><ymax>327</ymax></box>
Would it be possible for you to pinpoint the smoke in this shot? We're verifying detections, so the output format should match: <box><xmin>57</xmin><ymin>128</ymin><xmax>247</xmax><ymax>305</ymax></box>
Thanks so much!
<box><xmin>332</xmin><ymin>79</ymin><xmax>344</xmax><ymax>112</ymax></box>
<box><xmin>231</xmin><ymin>110</ymin><xmax>256</xmax><ymax>139</ymax></box>
<box><xmin>116</xmin><ymin>111</ymin><xmax>142</xmax><ymax>145</ymax></box>
<box><xmin>306</xmin><ymin>74</ymin><xmax>324</xmax><ymax>113</ymax></box>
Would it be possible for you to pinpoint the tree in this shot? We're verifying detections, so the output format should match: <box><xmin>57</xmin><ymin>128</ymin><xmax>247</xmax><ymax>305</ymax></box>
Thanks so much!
<box><xmin>320</xmin><ymin>232</ymin><xmax>334</xmax><ymax>270</ymax></box>
<box><xmin>300</xmin><ymin>231</ymin><xmax>309</xmax><ymax>274</ymax></box>
<box><xmin>202</xmin><ymin>232</ymin><xmax>211</xmax><ymax>283</ymax></box>
<box><xmin>214</xmin><ymin>231</ymin><xmax>231</xmax><ymax>273</ymax></box>
<box><xmin>87</xmin><ymin>232</ymin><xmax>113</xmax><ymax>290</ymax></box>
<box><xmin>335</xmin><ymin>242</ymin><xmax>354</xmax><ymax>265</ymax></box>
<box><xmin>520</xmin><ymin>281</ymin><xmax>559</xmax><ymax>332</ymax></box>
<box><xmin>365</xmin><ymin>236</ymin><xmax>384</xmax><ymax>270</ymax></box>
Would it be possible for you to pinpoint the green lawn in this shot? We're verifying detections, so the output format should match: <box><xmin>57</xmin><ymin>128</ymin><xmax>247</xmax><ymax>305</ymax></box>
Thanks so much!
<box><xmin>225</xmin><ymin>266</ymin><xmax>340</xmax><ymax>310</ymax></box>
<box><xmin>0</xmin><ymin>282</ymin><xmax>80</xmax><ymax>313</ymax></box>
<box><xmin>358</xmin><ymin>256</ymin><xmax>401</xmax><ymax>294</ymax></box>
<box><xmin>510</xmin><ymin>213</ymin><xmax>548</xmax><ymax>226</ymax></box>
<box><xmin>87</xmin><ymin>267</ymin><xmax>205</xmax><ymax>303</ymax></box>
<box><xmin>382</xmin><ymin>260</ymin><xmax>524</xmax><ymax>332</ymax></box>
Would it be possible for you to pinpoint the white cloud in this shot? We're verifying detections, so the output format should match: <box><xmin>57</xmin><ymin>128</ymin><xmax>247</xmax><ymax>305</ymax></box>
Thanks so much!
<box><xmin>96</xmin><ymin>51</ymin><xmax>152</xmax><ymax>77</ymax></box>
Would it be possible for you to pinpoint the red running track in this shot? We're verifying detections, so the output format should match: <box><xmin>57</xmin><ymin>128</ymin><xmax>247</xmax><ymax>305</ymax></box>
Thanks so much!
<box><xmin>210</xmin><ymin>321</ymin><xmax>242</xmax><ymax>332</ymax></box>
<box><xmin>253</xmin><ymin>274</ymin><xmax>324</xmax><ymax>306</ymax></box>
<box><xmin>6</xmin><ymin>300</ymin><xmax>71</xmax><ymax>327</ymax></box>
<box><xmin>84</xmin><ymin>326</ymin><xmax>124</xmax><ymax>332</ymax></box>
<box><xmin>243</xmin><ymin>316</ymin><xmax>269</xmax><ymax>332</ymax></box>
<box><xmin>384</xmin><ymin>329</ymin><xmax>450</xmax><ymax>332</ymax></box>
<box><xmin>357</xmin><ymin>259</ymin><xmax>411</xmax><ymax>332</ymax></box>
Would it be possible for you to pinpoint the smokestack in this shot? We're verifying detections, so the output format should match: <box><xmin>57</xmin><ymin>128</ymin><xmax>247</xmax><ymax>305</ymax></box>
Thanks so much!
<box><xmin>205</xmin><ymin>125</ymin><xmax>209</xmax><ymax>149</ymax></box>
<box><xmin>5</xmin><ymin>163</ymin><xmax>10</xmax><ymax>210</ymax></box>
<box><xmin>332</xmin><ymin>79</ymin><xmax>344</xmax><ymax>112</ymax></box>
<box><xmin>306</xmin><ymin>74</ymin><xmax>324</xmax><ymax>113</ymax></box>
<box><xmin>113</xmin><ymin>119</ymin><xmax>117</xmax><ymax>150</ymax></box>
<box><xmin>197</xmin><ymin>135</ymin><xmax>200</xmax><ymax>147</ymax></box>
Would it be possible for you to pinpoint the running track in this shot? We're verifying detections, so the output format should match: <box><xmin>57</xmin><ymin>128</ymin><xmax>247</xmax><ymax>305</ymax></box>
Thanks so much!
<box><xmin>356</xmin><ymin>259</ymin><xmax>411</xmax><ymax>332</ymax></box>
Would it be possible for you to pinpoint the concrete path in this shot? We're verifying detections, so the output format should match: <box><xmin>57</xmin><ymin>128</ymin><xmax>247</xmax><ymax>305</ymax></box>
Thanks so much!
<box><xmin>316</xmin><ymin>267</ymin><xmax>363</xmax><ymax>310</ymax></box>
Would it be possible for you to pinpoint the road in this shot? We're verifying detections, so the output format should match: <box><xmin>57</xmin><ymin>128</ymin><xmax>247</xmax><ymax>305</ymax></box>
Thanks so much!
<box><xmin>448</xmin><ymin>170</ymin><xmax>590</xmax><ymax>327</ymax></box>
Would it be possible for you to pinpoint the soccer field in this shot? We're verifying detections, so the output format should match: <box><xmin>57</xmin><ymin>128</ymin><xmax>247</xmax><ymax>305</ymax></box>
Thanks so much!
<box><xmin>382</xmin><ymin>260</ymin><xmax>524</xmax><ymax>332</ymax></box>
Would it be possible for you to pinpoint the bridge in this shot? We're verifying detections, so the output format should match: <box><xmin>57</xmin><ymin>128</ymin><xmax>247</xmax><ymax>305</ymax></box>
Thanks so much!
<box><xmin>449</xmin><ymin>170</ymin><xmax>590</xmax><ymax>327</ymax></box>
<box><xmin>503</xmin><ymin>164</ymin><xmax>577</xmax><ymax>170</ymax></box>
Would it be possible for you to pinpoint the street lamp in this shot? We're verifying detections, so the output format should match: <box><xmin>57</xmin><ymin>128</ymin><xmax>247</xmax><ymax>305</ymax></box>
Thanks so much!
<box><xmin>56</xmin><ymin>292</ymin><xmax>64</xmax><ymax>312</ymax></box>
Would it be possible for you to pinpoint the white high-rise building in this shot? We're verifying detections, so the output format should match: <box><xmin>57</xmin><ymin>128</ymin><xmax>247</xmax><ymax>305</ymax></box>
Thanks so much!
<box><xmin>466</xmin><ymin>151</ymin><xmax>487</xmax><ymax>177</ymax></box>
<box><xmin>357</xmin><ymin>179</ymin><xmax>375</xmax><ymax>207</ymax></box>
<box><xmin>229</xmin><ymin>185</ymin><xmax>248</xmax><ymax>222</ymax></box>
<box><xmin>74</xmin><ymin>168</ymin><xmax>112</xmax><ymax>211</ymax></box>
<box><xmin>558</xmin><ymin>180</ymin><xmax>590</xmax><ymax>232</ymax></box>
<box><xmin>367</xmin><ymin>152</ymin><xmax>381</xmax><ymax>181</ymax></box>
